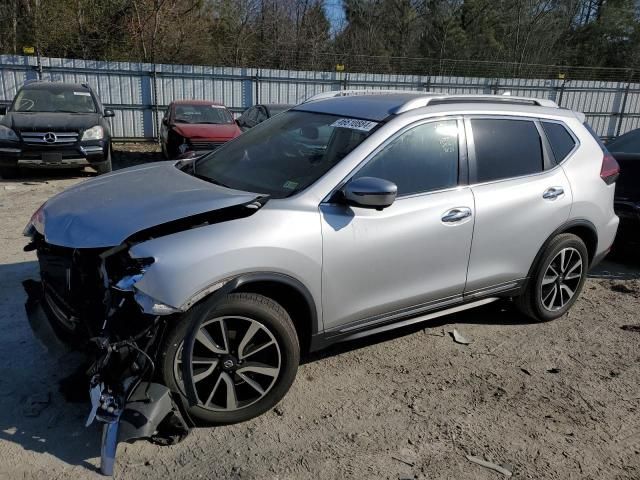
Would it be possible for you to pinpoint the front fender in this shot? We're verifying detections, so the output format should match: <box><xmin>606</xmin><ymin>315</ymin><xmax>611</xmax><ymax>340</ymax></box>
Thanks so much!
<box><xmin>129</xmin><ymin>206</ymin><xmax>323</xmax><ymax>323</ymax></box>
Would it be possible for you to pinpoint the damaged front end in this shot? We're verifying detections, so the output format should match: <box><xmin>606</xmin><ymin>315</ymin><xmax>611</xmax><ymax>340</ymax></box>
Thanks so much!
<box><xmin>23</xmin><ymin>232</ymin><xmax>190</xmax><ymax>475</ymax></box>
<box><xmin>21</xmin><ymin>161</ymin><xmax>271</xmax><ymax>475</ymax></box>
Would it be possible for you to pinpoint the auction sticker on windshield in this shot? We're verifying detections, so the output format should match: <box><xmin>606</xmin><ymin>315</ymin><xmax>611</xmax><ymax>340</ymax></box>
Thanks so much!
<box><xmin>330</xmin><ymin>118</ymin><xmax>378</xmax><ymax>131</ymax></box>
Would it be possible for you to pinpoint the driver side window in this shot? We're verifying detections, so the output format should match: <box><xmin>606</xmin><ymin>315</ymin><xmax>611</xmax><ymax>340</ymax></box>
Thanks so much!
<box><xmin>354</xmin><ymin>119</ymin><xmax>460</xmax><ymax>197</ymax></box>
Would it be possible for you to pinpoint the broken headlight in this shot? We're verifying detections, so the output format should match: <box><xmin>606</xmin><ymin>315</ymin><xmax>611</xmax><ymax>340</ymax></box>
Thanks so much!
<box><xmin>111</xmin><ymin>255</ymin><xmax>180</xmax><ymax>316</ymax></box>
<box><xmin>23</xmin><ymin>202</ymin><xmax>46</xmax><ymax>237</ymax></box>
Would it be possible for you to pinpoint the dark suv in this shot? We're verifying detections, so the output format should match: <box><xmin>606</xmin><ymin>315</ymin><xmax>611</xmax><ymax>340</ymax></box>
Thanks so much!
<box><xmin>0</xmin><ymin>81</ymin><xmax>114</xmax><ymax>178</ymax></box>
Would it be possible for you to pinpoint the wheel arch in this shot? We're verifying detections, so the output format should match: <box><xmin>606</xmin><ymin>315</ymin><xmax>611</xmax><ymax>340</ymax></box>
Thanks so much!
<box><xmin>527</xmin><ymin>219</ymin><xmax>598</xmax><ymax>282</ymax></box>
<box><xmin>227</xmin><ymin>272</ymin><xmax>319</xmax><ymax>354</ymax></box>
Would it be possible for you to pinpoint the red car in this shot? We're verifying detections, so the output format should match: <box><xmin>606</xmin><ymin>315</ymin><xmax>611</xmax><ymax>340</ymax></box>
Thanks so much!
<box><xmin>160</xmin><ymin>100</ymin><xmax>241</xmax><ymax>158</ymax></box>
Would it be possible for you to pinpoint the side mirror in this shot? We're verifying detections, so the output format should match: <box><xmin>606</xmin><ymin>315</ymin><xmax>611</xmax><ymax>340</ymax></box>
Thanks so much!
<box><xmin>162</xmin><ymin>117</ymin><xmax>169</xmax><ymax>126</ymax></box>
<box><xmin>103</xmin><ymin>109</ymin><xmax>115</xmax><ymax>118</ymax></box>
<box><xmin>0</xmin><ymin>105</ymin><xmax>7</xmax><ymax>115</ymax></box>
<box><xmin>342</xmin><ymin>176</ymin><xmax>397</xmax><ymax>210</ymax></box>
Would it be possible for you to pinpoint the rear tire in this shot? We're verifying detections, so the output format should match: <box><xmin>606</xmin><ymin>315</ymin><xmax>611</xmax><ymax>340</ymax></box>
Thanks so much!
<box><xmin>516</xmin><ymin>233</ymin><xmax>588</xmax><ymax>322</ymax></box>
<box><xmin>160</xmin><ymin>293</ymin><xmax>300</xmax><ymax>426</ymax></box>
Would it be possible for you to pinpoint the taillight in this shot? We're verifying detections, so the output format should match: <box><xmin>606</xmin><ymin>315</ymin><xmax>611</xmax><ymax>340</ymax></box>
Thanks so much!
<box><xmin>600</xmin><ymin>153</ymin><xmax>620</xmax><ymax>185</ymax></box>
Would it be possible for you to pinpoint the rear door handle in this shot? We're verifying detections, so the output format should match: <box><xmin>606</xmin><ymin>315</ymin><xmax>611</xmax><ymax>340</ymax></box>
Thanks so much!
<box><xmin>543</xmin><ymin>186</ymin><xmax>565</xmax><ymax>200</ymax></box>
<box><xmin>441</xmin><ymin>207</ymin><xmax>472</xmax><ymax>223</ymax></box>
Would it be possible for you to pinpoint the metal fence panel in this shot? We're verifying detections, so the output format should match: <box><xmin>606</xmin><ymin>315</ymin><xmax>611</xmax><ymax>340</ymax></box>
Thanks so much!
<box><xmin>1</xmin><ymin>54</ymin><xmax>640</xmax><ymax>140</ymax></box>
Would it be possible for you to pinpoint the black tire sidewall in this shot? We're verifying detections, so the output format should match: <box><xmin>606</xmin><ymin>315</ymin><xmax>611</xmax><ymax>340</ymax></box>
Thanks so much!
<box><xmin>160</xmin><ymin>293</ymin><xmax>300</xmax><ymax>426</ymax></box>
<box><xmin>531</xmin><ymin>234</ymin><xmax>588</xmax><ymax>321</ymax></box>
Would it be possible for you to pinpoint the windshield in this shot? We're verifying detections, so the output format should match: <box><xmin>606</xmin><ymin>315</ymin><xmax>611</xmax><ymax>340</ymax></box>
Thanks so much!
<box><xmin>195</xmin><ymin>110</ymin><xmax>378</xmax><ymax>198</ymax></box>
<box><xmin>12</xmin><ymin>87</ymin><xmax>97</xmax><ymax>113</ymax></box>
<box><xmin>174</xmin><ymin>104</ymin><xmax>233</xmax><ymax>124</ymax></box>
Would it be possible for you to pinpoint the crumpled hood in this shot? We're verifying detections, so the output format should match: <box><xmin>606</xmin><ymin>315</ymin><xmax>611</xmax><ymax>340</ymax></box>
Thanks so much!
<box><xmin>37</xmin><ymin>161</ymin><xmax>259</xmax><ymax>248</ymax></box>
<box><xmin>172</xmin><ymin>123</ymin><xmax>241</xmax><ymax>140</ymax></box>
<box><xmin>6</xmin><ymin>112</ymin><xmax>103</xmax><ymax>132</ymax></box>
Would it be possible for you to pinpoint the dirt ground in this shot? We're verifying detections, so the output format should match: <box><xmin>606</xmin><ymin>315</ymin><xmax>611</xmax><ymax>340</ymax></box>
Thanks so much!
<box><xmin>1</xmin><ymin>144</ymin><xmax>639</xmax><ymax>479</ymax></box>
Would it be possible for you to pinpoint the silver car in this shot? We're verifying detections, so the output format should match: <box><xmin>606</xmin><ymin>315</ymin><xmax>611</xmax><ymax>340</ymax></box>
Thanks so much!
<box><xmin>24</xmin><ymin>92</ymin><xmax>619</xmax><ymax>472</ymax></box>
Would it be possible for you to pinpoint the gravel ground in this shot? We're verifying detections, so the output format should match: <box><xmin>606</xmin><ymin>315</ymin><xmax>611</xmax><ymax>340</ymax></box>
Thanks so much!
<box><xmin>1</xmin><ymin>147</ymin><xmax>639</xmax><ymax>479</ymax></box>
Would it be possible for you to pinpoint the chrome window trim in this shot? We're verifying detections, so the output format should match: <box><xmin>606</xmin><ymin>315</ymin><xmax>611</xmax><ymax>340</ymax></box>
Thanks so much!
<box><xmin>322</xmin><ymin>114</ymin><xmax>467</xmax><ymax>204</ymax></box>
<box><xmin>464</xmin><ymin>114</ymin><xmax>580</xmax><ymax>188</ymax></box>
<box><xmin>539</xmin><ymin>118</ymin><xmax>581</xmax><ymax>165</ymax></box>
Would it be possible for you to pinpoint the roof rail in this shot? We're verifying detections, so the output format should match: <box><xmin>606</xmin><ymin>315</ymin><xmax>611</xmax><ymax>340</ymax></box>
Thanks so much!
<box><xmin>302</xmin><ymin>90</ymin><xmax>559</xmax><ymax>111</ymax></box>
<box><xmin>394</xmin><ymin>94</ymin><xmax>558</xmax><ymax>113</ymax></box>
<box><xmin>303</xmin><ymin>89</ymin><xmax>428</xmax><ymax>103</ymax></box>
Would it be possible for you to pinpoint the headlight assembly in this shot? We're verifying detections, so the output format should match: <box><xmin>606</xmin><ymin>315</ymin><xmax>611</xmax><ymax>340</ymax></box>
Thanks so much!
<box><xmin>0</xmin><ymin>125</ymin><xmax>19</xmax><ymax>142</ymax></box>
<box><xmin>81</xmin><ymin>125</ymin><xmax>104</xmax><ymax>141</ymax></box>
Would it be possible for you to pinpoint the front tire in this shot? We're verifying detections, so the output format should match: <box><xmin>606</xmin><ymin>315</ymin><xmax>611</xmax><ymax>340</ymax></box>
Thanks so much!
<box><xmin>160</xmin><ymin>293</ymin><xmax>300</xmax><ymax>426</ymax></box>
<box><xmin>516</xmin><ymin>233</ymin><xmax>588</xmax><ymax>322</ymax></box>
<box><xmin>94</xmin><ymin>146</ymin><xmax>113</xmax><ymax>175</ymax></box>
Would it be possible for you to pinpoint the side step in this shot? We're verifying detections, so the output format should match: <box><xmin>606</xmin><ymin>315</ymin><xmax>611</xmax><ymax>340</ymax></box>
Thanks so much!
<box><xmin>341</xmin><ymin>297</ymin><xmax>499</xmax><ymax>341</ymax></box>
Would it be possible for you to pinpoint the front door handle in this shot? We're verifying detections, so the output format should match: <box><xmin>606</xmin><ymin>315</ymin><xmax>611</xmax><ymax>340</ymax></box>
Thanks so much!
<box><xmin>543</xmin><ymin>186</ymin><xmax>565</xmax><ymax>200</ymax></box>
<box><xmin>441</xmin><ymin>207</ymin><xmax>472</xmax><ymax>223</ymax></box>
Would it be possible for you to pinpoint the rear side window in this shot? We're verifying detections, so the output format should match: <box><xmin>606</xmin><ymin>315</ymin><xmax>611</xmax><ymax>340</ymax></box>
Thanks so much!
<box><xmin>542</xmin><ymin>122</ymin><xmax>576</xmax><ymax>163</ymax></box>
<box><xmin>471</xmin><ymin>118</ymin><xmax>543</xmax><ymax>182</ymax></box>
<box><xmin>355</xmin><ymin>120</ymin><xmax>459</xmax><ymax>196</ymax></box>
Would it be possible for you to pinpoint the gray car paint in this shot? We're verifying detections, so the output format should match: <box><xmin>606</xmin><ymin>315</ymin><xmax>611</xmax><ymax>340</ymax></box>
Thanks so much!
<box><xmin>31</xmin><ymin>95</ymin><xmax>619</xmax><ymax>336</ymax></box>
<box><xmin>36</xmin><ymin>161</ymin><xmax>259</xmax><ymax>248</ymax></box>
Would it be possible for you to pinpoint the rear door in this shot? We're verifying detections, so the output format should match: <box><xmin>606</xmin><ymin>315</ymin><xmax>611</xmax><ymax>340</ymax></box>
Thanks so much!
<box><xmin>464</xmin><ymin>116</ymin><xmax>574</xmax><ymax>295</ymax></box>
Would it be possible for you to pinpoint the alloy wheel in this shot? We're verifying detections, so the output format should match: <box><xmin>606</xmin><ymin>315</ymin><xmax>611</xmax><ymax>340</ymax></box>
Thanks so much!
<box><xmin>540</xmin><ymin>247</ymin><xmax>583</xmax><ymax>311</ymax></box>
<box><xmin>174</xmin><ymin>316</ymin><xmax>281</xmax><ymax>412</ymax></box>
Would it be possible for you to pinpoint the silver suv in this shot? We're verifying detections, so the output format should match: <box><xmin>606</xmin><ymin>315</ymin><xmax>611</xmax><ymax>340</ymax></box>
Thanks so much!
<box><xmin>24</xmin><ymin>92</ymin><xmax>619</xmax><ymax>468</ymax></box>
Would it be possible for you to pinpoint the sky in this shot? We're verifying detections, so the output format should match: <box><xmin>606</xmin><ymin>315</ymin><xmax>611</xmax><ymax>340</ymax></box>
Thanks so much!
<box><xmin>323</xmin><ymin>1</ymin><xmax>347</xmax><ymax>36</ymax></box>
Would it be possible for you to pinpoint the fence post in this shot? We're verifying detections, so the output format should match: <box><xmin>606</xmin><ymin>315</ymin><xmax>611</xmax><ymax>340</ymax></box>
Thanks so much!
<box><xmin>424</xmin><ymin>76</ymin><xmax>431</xmax><ymax>92</ymax></box>
<box><xmin>151</xmin><ymin>66</ymin><xmax>159</xmax><ymax>142</ymax></box>
<box><xmin>254</xmin><ymin>69</ymin><xmax>260</xmax><ymax>105</ymax></box>
<box><xmin>615</xmin><ymin>71</ymin><xmax>632</xmax><ymax>138</ymax></box>
<box><xmin>556</xmin><ymin>79</ymin><xmax>567</xmax><ymax>107</ymax></box>
<box><xmin>36</xmin><ymin>48</ymin><xmax>43</xmax><ymax>80</ymax></box>
<box><xmin>343</xmin><ymin>72</ymin><xmax>349</xmax><ymax>90</ymax></box>
<box><xmin>491</xmin><ymin>79</ymin><xmax>499</xmax><ymax>94</ymax></box>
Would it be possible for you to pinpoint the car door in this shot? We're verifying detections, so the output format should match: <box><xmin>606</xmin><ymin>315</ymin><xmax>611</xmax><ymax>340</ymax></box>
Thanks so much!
<box><xmin>320</xmin><ymin>118</ymin><xmax>475</xmax><ymax>330</ymax></box>
<box><xmin>464</xmin><ymin>116</ymin><xmax>573</xmax><ymax>295</ymax></box>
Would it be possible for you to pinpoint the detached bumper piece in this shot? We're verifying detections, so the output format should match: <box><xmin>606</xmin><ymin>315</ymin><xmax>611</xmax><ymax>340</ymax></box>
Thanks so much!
<box><xmin>100</xmin><ymin>382</ymin><xmax>189</xmax><ymax>476</ymax></box>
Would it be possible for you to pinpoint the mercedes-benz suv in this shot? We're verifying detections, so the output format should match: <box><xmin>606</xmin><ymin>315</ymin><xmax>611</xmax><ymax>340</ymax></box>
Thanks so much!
<box><xmin>0</xmin><ymin>81</ymin><xmax>114</xmax><ymax>177</ymax></box>
<box><xmin>23</xmin><ymin>91</ymin><xmax>619</xmax><ymax>474</ymax></box>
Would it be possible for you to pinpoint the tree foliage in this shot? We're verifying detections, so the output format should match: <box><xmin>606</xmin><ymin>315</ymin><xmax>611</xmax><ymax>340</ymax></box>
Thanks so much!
<box><xmin>0</xmin><ymin>0</ymin><xmax>638</xmax><ymax>78</ymax></box>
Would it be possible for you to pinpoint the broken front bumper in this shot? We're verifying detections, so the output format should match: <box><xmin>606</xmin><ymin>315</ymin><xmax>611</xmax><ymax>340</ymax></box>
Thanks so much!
<box><xmin>22</xmin><ymin>278</ymin><xmax>190</xmax><ymax>476</ymax></box>
<box><xmin>23</xmin><ymin>279</ymin><xmax>74</xmax><ymax>355</ymax></box>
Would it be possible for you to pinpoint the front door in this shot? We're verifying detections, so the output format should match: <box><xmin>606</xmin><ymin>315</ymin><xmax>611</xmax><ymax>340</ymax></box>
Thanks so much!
<box><xmin>320</xmin><ymin>118</ymin><xmax>475</xmax><ymax>330</ymax></box>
